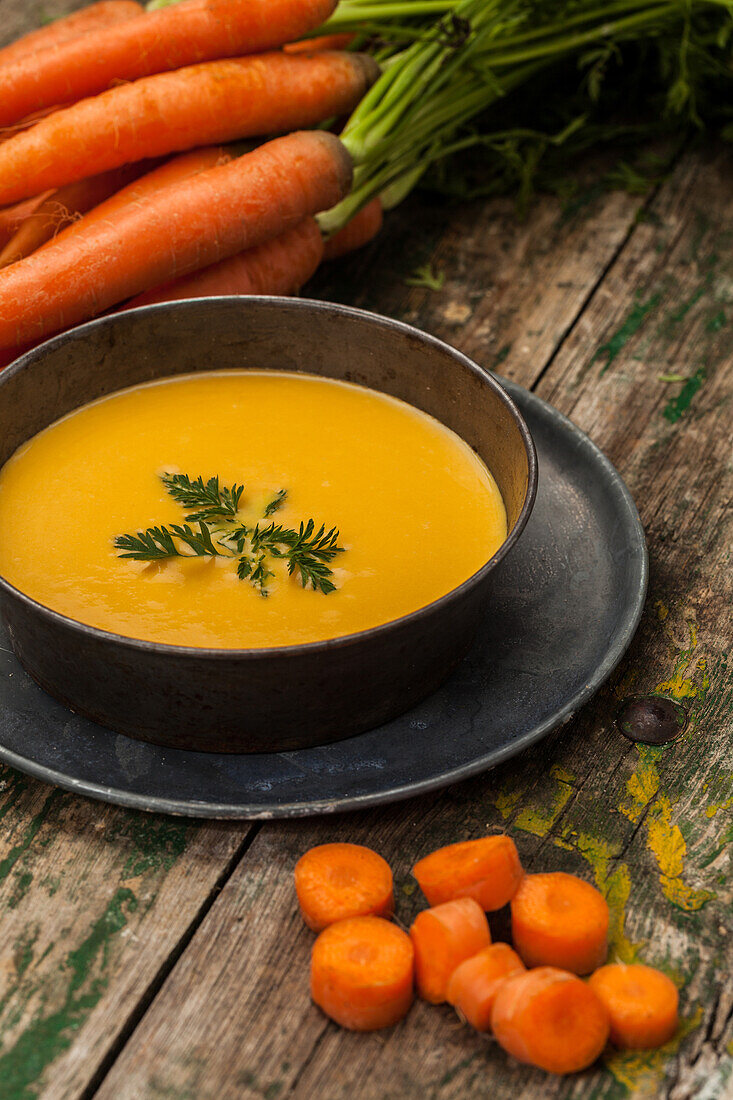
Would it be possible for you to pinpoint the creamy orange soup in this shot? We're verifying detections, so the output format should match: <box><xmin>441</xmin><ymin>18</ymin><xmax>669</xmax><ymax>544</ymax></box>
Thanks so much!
<box><xmin>0</xmin><ymin>371</ymin><xmax>507</xmax><ymax>648</ymax></box>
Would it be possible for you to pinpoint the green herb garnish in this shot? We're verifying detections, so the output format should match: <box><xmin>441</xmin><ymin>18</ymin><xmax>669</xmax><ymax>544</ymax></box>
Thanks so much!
<box><xmin>115</xmin><ymin>474</ymin><xmax>345</xmax><ymax>597</ymax></box>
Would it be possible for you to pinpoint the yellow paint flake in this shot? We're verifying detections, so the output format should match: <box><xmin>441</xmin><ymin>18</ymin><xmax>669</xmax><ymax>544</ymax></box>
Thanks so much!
<box><xmin>619</xmin><ymin>748</ymin><xmax>661</xmax><ymax>824</ymax></box>
<box><xmin>494</xmin><ymin>785</ymin><xmax>525</xmax><ymax>822</ymax></box>
<box><xmin>606</xmin><ymin>1005</ymin><xmax>703</xmax><ymax>1096</ymax></box>
<box><xmin>646</xmin><ymin>795</ymin><xmax>716</xmax><ymax>911</ymax></box>
<box><xmin>513</xmin><ymin>767</ymin><xmax>575</xmax><ymax>838</ymax></box>
<box><xmin>705</xmin><ymin>794</ymin><xmax>733</xmax><ymax>820</ymax></box>
<box><xmin>569</xmin><ymin>831</ymin><xmax>642</xmax><ymax>963</ymax></box>
<box><xmin>655</xmin><ymin>600</ymin><xmax>669</xmax><ymax>621</ymax></box>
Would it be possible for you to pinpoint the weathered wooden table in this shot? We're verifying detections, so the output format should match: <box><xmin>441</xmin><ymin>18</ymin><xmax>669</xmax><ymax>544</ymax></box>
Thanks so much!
<box><xmin>2</xmin><ymin>4</ymin><xmax>732</xmax><ymax>1097</ymax></box>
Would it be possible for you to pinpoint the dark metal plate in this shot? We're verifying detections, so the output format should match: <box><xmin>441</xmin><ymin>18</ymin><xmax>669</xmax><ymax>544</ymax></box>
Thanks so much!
<box><xmin>0</xmin><ymin>381</ymin><xmax>647</xmax><ymax>818</ymax></box>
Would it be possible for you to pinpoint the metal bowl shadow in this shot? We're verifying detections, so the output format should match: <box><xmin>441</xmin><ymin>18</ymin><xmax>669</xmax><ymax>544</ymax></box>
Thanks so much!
<box><xmin>0</xmin><ymin>297</ymin><xmax>537</xmax><ymax>753</ymax></box>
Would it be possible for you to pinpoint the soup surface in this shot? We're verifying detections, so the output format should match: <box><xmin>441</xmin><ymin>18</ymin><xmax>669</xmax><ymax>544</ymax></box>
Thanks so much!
<box><xmin>0</xmin><ymin>371</ymin><xmax>507</xmax><ymax>648</ymax></box>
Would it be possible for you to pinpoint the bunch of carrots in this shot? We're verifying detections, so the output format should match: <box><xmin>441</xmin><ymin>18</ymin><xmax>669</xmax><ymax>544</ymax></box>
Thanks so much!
<box><xmin>0</xmin><ymin>0</ymin><xmax>384</xmax><ymax>368</ymax></box>
<box><xmin>295</xmin><ymin>836</ymin><xmax>680</xmax><ymax>1075</ymax></box>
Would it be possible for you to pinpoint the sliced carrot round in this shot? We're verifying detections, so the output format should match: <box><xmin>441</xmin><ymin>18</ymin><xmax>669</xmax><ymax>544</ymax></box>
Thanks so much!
<box><xmin>446</xmin><ymin>942</ymin><xmax>525</xmax><ymax>1031</ymax></box>
<box><xmin>295</xmin><ymin>842</ymin><xmax>394</xmax><ymax>932</ymax></box>
<box><xmin>511</xmin><ymin>872</ymin><xmax>609</xmax><ymax>974</ymax></box>
<box><xmin>412</xmin><ymin>834</ymin><xmax>523</xmax><ymax>910</ymax></box>
<box><xmin>491</xmin><ymin>966</ymin><xmax>610</xmax><ymax>1074</ymax></box>
<box><xmin>310</xmin><ymin>916</ymin><xmax>414</xmax><ymax>1031</ymax></box>
<box><xmin>409</xmin><ymin>897</ymin><xmax>491</xmax><ymax>1004</ymax></box>
<box><xmin>588</xmin><ymin>963</ymin><xmax>679</xmax><ymax>1049</ymax></box>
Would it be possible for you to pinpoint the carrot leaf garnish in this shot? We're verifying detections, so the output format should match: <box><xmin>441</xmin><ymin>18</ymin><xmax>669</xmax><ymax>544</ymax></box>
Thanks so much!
<box><xmin>115</xmin><ymin>473</ymin><xmax>344</xmax><ymax>596</ymax></box>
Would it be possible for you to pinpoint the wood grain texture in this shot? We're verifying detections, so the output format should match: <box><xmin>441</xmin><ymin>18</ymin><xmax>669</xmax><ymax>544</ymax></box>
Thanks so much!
<box><xmin>0</xmin><ymin>2</ymin><xmax>730</xmax><ymax>1096</ymax></box>
<box><xmin>0</xmin><ymin>771</ymin><xmax>252</xmax><ymax>1100</ymax></box>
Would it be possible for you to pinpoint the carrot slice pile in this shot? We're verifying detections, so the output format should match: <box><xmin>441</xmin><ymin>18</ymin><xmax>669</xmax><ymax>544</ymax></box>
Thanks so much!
<box><xmin>588</xmin><ymin>963</ymin><xmax>679</xmax><ymax>1049</ymax></box>
<box><xmin>412</xmin><ymin>834</ymin><xmax>523</xmax><ymax>911</ymax></box>
<box><xmin>491</xmin><ymin>966</ymin><xmax>610</xmax><ymax>1074</ymax></box>
<box><xmin>447</xmin><ymin>943</ymin><xmax>525</xmax><ymax>1031</ymax></box>
<box><xmin>295</xmin><ymin>842</ymin><xmax>394</xmax><ymax>932</ymax></box>
<box><xmin>410</xmin><ymin>897</ymin><xmax>491</xmax><ymax>1004</ymax></box>
<box><xmin>310</xmin><ymin>916</ymin><xmax>414</xmax><ymax>1030</ymax></box>
<box><xmin>511</xmin><ymin>872</ymin><xmax>609</xmax><ymax>974</ymax></box>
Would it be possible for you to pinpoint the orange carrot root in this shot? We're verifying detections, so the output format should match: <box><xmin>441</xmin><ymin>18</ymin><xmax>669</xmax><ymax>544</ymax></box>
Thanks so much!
<box><xmin>412</xmin><ymin>834</ymin><xmax>524</xmax><ymax>911</ymax></box>
<box><xmin>285</xmin><ymin>33</ymin><xmax>357</xmax><ymax>53</ymax></box>
<box><xmin>311</xmin><ymin>916</ymin><xmax>414</xmax><ymax>1030</ymax></box>
<box><xmin>446</xmin><ymin>943</ymin><xmax>525</xmax><ymax>1031</ymax></box>
<box><xmin>0</xmin><ymin>165</ymin><xmax>144</xmax><ymax>268</ymax></box>
<box><xmin>0</xmin><ymin>0</ymin><xmax>339</xmax><ymax>128</ymax></box>
<box><xmin>125</xmin><ymin>217</ymin><xmax>323</xmax><ymax>308</ymax></box>
<box><xmin>0</xmin><ymin>194</ymin><xmax>52</xmax><ymax>250</ymax></box>
<box><xmin>323</xmin><ymin>197</ymin><xmax>384</xmax><ymax>261</ymax></box>
<box><xmin>588</xmin><ymin>964</ymin><xmax>679</xmax><ymax>1050</ymax></box>
<box><xmin>294</xmin><ymin>842</ymin><xmax>394</xmax><ymax>933</ymax></box>
<box><xmin>0</xmin><ymin>51</ymin><xmax>378</xmax><ymax>206</ymax></box>
<box><xmin>410</xmin><ymin>897</ymin><xmax>491</xmax><ymax>1004</ymax></box>
<box><xmin>491</xmin><ymin>966</ymin><xmax>610</xmax><ymax>1074</ymax></box>
<box><xmin>0</xmin><ymin>130</ymin><xmax>352</xmax><ymax>350</ymax></box>
<box><xmin>51</xmin><ymin>148</ymin><xmax>229</xmax><ymax>247</ymax></box>
<box><xmin>0</xmin><ymin>1</ymin><xmax>143</xmax><ymax>69</ymax></box>
<box><xmin>510</xmin><ymin>872</ymin><xmax>609</xmax><ymax>975</ymax></box>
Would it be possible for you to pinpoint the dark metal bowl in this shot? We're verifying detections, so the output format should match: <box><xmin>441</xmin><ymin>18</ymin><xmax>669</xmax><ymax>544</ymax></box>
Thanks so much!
<box><xmin>0</xmin><ymin>297</ymin><xmax>537</xmax><ymax>753</ymax></box>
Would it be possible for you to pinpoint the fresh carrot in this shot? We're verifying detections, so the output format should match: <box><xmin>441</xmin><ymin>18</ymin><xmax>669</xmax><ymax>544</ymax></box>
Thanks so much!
<box><xmin>446</xmin><ymin>943</ymin><xmax>525</xmax><ymax>1031</ymax></box>
<box><xmin>294</xmin><ymin>842</ymin><xmax>394</xmax><ymax>933</ymax></box>
<box><xmin>511</xmin><ymin>872</ymin><xmax>609</xmax><ymax>975</ymax></box>
<box><xmin>0</xmin><ymin>194</ymin><xmax>51</xmax><ymax>250</ymax></box>
<box><xmin>285</xmin><ymin>33</ymin><xmax>357</xmax><ymax>53</ymax></box>
<box><xmin>588</xmin><ymin>964</ymin><xmax>679</xmax><ymax>1049</ymax></box>
<box><xmin>0</xmin><ymin>1</ymin><xmax>143</xmax><ymax>69</ymax></box>
<box><xmin>0</xmin><ymin>130</ymin><xmax>352</xmax><ymax>350</ymax></box>
<box><xmin>491</xmin><ymin>967</ymin><xmax>610</xmax><ymax>1074</ymax></box>
<box><xmin>0</xmin><ymin>51</ymin><xmax>377</xmax><ymax>206</ymax></box>
<box><xmin>323</xmin><ymin>197</ymin><xmax>384</xmax><ymax>261</ymax></box>
<box><xmin>0</xmin><ymin>0</ymin><xmax>338</xmax><ymax>128</ymax></box>
<box><xmin>311</xmin><ymin>916</ymin><xmax>414</xmax><ymax>1030</ymax></box>
<box><xmin>410</xmin><ymin>897</ymin><xmax>491</xmax><ymax>1004</ymax></box>
<box><xmin>126</xmin><ymin>217</ymin><xmax>324</xmax><ymax>308</ymax></box>
<box><xmin>0</xmin><ymin>165</ymin><xmax>144</xmax><ymax>268</ymax></box>
<box><xmin>412</xmin><ymin>834</ymin><xmax>523</xmax><ymax>911</ymax></box>
<box><xmin>51</xmin><ymin>148</ymin><xmax>229</xmax><ymax>245</ymax></box>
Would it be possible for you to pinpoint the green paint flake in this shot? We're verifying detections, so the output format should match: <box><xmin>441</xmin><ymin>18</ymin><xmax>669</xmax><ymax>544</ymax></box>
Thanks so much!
<box><xmin>706</xmin><ymin>309</ymin><xmax>726</xmax><ymax>333</ymax></box>
<box><xmin>594</xmin><ymin>292</ymin><xmax>662</xmax><ymax>374</ymax></box>
<box><xmin>8</xmin><ymin>871</ymin><xmax>33</xmax><ymax>910</ymax></box>
<box><xmin>13</xmin><ymin>927</ymin><xmax>38</xmax><ymax>979</ymax></box>
<box><xmin>0</xmin><ymin>790</ymin><xmax>60</xmax><ymax>889</ymax></box>
<box><xmin>0</xmin><ymin>887</ymin><xmax>138</xmax><ymax>1099</ymax></box>
<box><xmin>663</xmin><ymin>367</ymin><xmax>706</xmax><ymax>423</ymax></box>
<box><xmin>121</xmin><ymin>814</ymin><xmax>188</xmax><ymax>879</ymax></box>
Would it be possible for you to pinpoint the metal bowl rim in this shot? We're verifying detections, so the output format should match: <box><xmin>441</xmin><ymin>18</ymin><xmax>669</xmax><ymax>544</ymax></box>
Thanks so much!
<box><xmin>0</xmin><ymin>295</ymin><xmax>538</xmax><ymax>659</ymax></box>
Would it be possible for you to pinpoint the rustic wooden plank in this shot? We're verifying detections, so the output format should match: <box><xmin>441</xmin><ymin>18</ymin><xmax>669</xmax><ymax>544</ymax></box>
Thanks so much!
<box><xmin>93</xmin><ymin>149</ymin><xmax>732</xmax><ymax>1099</ymax></box>
<box><xmin>0</xmin><ymin>772</ymin><xmax>252</xmax><ymax>1100</ymax></box>
<box><xmin>310</xmin><ymin>172</ymin><xmax>647</xmax><ymax>390</ymax></box>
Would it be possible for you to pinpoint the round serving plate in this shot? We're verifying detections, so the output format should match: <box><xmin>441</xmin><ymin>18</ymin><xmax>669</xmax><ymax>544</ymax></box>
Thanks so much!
<box><xmin>0</xmin><ymin>379</ymin><xmax>647</xmax><ymax>818</ymax></box>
